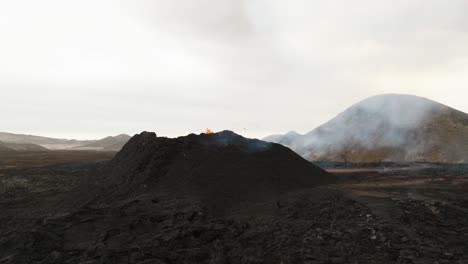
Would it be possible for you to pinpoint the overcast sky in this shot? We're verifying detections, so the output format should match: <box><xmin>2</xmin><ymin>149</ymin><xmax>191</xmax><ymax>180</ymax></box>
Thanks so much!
<box><xmin>1</xmin><ymin>0</ymin><xmax>467</xmax><ymax>139</ymax></box>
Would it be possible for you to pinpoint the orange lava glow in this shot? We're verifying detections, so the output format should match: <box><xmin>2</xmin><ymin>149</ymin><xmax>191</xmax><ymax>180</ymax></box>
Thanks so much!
<box><xmin>205</xmin><ymin>129</ymin><xmax>212</xmax><ymax>135</ymax></box>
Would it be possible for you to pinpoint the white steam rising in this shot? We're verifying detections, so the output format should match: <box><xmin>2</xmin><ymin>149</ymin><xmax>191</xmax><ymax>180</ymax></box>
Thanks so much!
<box><xmin>266</xmin><ymin>94</ymin><xmax>468</xmax><ymax>162</ymax></box>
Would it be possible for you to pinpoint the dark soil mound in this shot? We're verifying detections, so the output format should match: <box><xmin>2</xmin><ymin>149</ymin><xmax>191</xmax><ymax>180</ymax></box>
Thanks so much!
<box><xmin>80</xmin><ymin>131</ymin><xmax>334</xmax><ymax>214</ymax></box>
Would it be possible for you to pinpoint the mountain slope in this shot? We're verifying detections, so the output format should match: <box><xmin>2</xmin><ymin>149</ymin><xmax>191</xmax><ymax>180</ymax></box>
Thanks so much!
<box><xmin>0</xmin><ymin>132</ymin><xmax>93</xmax><ymax>149</ymax></box>
<box><xmin>74</xmin><ymin>134</ymin><xmax>131</xmax><ymax>151</ymax></box>
<box><xmin>0</xmin><ymin>132</ymin><xmax>130</xmax><ymax>151</ymax></box>
<box><xmin>0</xmin><ymin>141</ymin><xmax>12</xmax><ymax>152</ymax></box>
<box><xmin>0</xmin><ymin>140</ymin><xmax>48</xmax><ymax>151</ymax></box>
<box><xmin>265</xmin><ymin>94</ymin><xmax>468</xmax><ymax>163</ymax></box>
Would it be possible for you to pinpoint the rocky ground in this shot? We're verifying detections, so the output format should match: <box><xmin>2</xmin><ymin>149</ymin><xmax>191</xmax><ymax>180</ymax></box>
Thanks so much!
<box><xmin>0</xmin><ymin>150</ymin><xmax>115</xmax><ymax>169</ymax></box>
<box><xmin>0</xmin><ymin>135</ymin><xmax>467</xmax><ymax>264</ymax></box>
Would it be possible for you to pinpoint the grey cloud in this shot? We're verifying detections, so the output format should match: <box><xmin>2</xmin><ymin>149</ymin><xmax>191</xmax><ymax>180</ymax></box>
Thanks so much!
<box><xmin>0</xmin><ymin>0</ymin><xmax>467</xmax><ymax>139</ymax></box>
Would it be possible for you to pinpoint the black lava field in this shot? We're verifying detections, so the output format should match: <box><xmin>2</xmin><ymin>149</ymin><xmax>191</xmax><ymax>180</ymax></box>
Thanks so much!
<box><xmin>1</xmin><ymin>131</ymin><xmax>467</xmax><ymax>264</ymax></box>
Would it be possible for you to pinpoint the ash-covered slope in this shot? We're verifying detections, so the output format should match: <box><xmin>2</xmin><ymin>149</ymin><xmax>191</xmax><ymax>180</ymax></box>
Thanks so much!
<box><xmin>266</xmin><ymin>94</ymin><xmax>468</xmax><ymax>163</ymax></box>
<box><xmin>82</xmin><ymin>130</ymin><xmax>333</xmax><ymax>212</ymax></box>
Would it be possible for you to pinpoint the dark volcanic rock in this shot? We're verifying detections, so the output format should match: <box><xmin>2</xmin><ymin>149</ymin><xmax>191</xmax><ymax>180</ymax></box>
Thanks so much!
<box><xmin>1</xmin><ymin>132</ymin><xmax>467</xmax><ymax>264</ymax></box>
<box><xmin>81</xmin><ymin>131</ymin><xmax>334</xmax><ymax>214</ymax></box>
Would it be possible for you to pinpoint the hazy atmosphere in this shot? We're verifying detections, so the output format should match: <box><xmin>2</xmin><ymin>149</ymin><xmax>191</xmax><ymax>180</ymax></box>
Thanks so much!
<box><xmin>2</xmin><ymin>2</ymin><xmax>468</xmax><ymax>262</ymax></box>
<box><xmin>1</xmin><ymin>0</ymin><xmax>468</xmax><ymax>139</ymax></box>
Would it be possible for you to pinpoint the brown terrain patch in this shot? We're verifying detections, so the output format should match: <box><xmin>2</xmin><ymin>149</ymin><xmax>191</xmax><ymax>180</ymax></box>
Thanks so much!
<box><xmin>0</xmin><ymin>150</ymin><xmax>116</xmax><ymax>168</ymax></box>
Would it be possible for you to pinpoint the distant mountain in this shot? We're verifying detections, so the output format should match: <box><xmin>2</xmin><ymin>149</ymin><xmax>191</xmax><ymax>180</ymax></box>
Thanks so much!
<box><xmin>263</xmin><ymin>131</ymin><xmax>302</xmax><ymax>146</ymax></box>
<box><xmin>0</xmin><ymin>132</ymin><xmax>130</xmax><ymax>151</ymax></box>
<box><xmin>0</xmin><ymin>141</ymin><xmax>48</xmax><ymax>152</ymax></box>
<box><xmin>0</xmin><ymin>132</ymin><xmax>92</xmax><ymax>149</ymax></box>
<box><xmin>75</xmin><ymin>134</ymin><xmax>131</xmax><ymax>151</ymax></box>
<box><xmin>265</xmin><ymin>94</ymin><xmax>468</xmax><ymax>163</ymax></box>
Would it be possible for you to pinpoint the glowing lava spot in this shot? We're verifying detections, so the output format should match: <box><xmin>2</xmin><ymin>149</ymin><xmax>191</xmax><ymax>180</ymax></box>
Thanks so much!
<box><xmin>205</xmin><ymin>129</ymin><xmax>212</xmax><ymax>135</ymax></box>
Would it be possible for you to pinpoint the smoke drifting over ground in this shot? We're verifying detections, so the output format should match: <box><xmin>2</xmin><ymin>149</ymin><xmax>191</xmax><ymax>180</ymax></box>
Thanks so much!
<box><xmin>200</xmin><ymin>130</ymin><xmax>273</xmax><ymax>153</ymax></box>
<box><xmin>266</xmin><ymin>94</ymin><xmax>468</xmax><ymax>163</ymax></box>
<box><xmin>302</xmin><ymin>94</ymin><xmax>441</xmax><ymax>148</ymax></box>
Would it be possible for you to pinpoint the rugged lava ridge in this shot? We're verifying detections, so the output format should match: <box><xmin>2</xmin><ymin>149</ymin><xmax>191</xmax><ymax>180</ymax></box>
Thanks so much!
<box><xmin>83</xmin><ymin>130</ymin><xmax>334</xmax><ymax>213</ymax></box>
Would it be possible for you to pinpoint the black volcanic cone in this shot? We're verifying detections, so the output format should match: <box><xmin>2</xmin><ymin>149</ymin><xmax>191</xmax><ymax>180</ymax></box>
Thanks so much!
<box><xmin>80</xmin><ymin>131</ymin><xmax>334</xmax><ymax>213</ymax></box>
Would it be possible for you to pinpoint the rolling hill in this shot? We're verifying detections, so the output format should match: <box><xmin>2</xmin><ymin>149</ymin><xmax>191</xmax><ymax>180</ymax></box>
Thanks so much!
<box><xmin>0</xmin><ymin>140</ymin><xmax>48</xmax><ymax>152</ymax></box>
<box><xmin>73</xmin><ymin>134</ymin><xmax>131</xmax><ymax>151</ymax></box>
<box><xmin>0</xmin><ymin>132</ymin><xmax>92</xmax><ymax>149</ymax></box>
<box><xmin>0</xmin><ymin>132</ymin><xmax>130</xmax><ymax>151</ymax></box>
